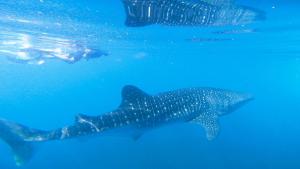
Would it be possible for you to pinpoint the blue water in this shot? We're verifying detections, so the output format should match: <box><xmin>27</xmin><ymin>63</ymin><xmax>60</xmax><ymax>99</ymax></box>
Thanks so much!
<box><xmin>1</xmin><ymin>0</ymin><xmax>300</xmax><ymax>168</ymax></box>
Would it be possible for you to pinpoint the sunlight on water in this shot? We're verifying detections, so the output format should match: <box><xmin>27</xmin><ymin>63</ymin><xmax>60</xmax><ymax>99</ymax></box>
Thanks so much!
<box><xmin>0</xmin><ymin>0</ymin><xmax>300</xmax><ymax>169</ymax></box>
<box><xmin>0</xmin><ymin>30</ymin><xmax>96</xmax><ymax>65</ymax></box>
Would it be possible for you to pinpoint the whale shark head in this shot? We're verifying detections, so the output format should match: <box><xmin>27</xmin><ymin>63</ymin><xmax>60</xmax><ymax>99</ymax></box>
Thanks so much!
<box><xmin>205</xmin><ymin>89</ymin><xmax>254</xmax><ymax>116</ymax></box>
<box><xmin>220</xmin><ymin>91</ymin><xmax>253</xmax><ymax>116</ymax></box>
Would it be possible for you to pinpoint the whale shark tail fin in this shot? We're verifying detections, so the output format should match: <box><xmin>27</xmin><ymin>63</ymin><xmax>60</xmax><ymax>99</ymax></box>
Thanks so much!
<box><xmin>10</xmin><ymin>140</ymin><xmax>35</xmax><ymax>166</ymax></box>
<box><xmin>0</xmin><ymin>118</ymin><xmax>47</xmax><ymax>166</ymax></box>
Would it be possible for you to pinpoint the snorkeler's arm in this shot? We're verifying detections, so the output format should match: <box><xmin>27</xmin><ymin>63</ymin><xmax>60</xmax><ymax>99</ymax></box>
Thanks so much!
<box><xmin>55</xmin><ymin>54</ymin><xmax>78</xmax><ymax>64</ymax></box>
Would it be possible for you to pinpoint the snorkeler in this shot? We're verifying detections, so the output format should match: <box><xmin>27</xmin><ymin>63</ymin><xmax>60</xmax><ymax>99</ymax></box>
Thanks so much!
<box><xmin>3</xmin><ymin>43</ymin><xmax>108</xmax><ymax>65</ymax></box>
<box><xmin>60</xmin><ymin>44</ymin><xmax>109</xmax><ymax>64</ymax></box>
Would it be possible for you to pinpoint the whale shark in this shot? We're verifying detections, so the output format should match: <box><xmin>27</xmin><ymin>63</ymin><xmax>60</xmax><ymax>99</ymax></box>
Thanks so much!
<box><xmin>0</xmin><ymin>85</ymin><xmax>253</xmax><ymax>166</ymax></box>
<box><xmin>122</xmin><ymin>0</ymin><xmax>265</xmax><ymax>27</ymax></box>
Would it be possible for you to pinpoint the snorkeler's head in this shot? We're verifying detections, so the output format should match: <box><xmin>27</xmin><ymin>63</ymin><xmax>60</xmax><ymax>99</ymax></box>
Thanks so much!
<box><xmin>84</xmin><ymin>48</ymin><xmax>108</xmax><ymax>60</ymax></box>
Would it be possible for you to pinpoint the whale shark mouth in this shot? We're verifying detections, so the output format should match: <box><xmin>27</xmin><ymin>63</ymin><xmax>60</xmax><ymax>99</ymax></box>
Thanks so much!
<box><xmin>226</xmin><ymin>94</ymin><xmax>254</xmax><ymax>114</ymax></box>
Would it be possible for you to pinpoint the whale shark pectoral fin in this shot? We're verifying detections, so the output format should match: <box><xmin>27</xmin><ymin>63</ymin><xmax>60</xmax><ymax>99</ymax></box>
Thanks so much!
<box><xmin>191</xmin><ymin>112</ymin><xmax>220</xmax><ymax>140</ymax></box>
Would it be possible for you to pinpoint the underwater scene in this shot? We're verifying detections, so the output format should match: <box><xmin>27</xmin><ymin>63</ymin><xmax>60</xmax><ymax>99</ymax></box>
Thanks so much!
<box><xmin>0</xmin><ymin>0</ymin><xmax>300</xmax><ymax>168</ymax></box>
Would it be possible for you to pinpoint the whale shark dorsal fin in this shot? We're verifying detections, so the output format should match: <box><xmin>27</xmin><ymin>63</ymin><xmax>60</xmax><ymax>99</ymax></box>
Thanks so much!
<box><xmin>191</xmin><ymin>112</ymin><xmax>220</xmax><ymax>140</ymax></box>
<box><xmin>120</xmin><ymin>85</ymin><xmax>150</xmax><ymax>108</ymax></box>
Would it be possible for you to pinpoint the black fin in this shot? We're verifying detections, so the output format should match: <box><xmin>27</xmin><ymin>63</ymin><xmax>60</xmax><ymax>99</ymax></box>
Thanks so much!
<box><xmin>119</xmin><ymin>85</ymin><xmax>150</xmax><ymax>108</ymax></box>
